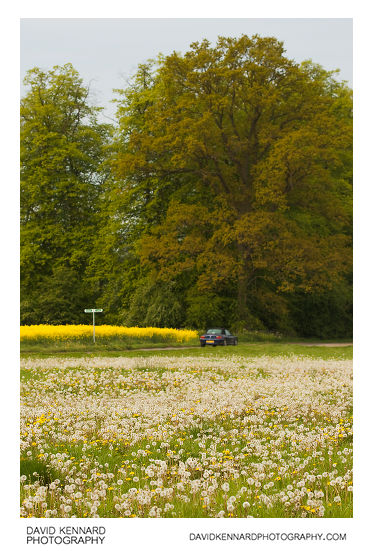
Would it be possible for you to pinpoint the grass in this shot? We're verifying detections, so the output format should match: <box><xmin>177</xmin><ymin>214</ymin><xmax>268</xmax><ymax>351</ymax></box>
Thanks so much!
<box><xmin>20</xmin><ymin>338</ymin><xmax>200</xmax><ymax>354</ymax></box>
<box><xmin>20</xmin><ymin>457</ymin><xmax>64</xmax><ymax>487</ymax></box>
<box><xmin>21</xmin><ymin>341</ymin><xmax>353</xmax><ymax>361</ymax></box>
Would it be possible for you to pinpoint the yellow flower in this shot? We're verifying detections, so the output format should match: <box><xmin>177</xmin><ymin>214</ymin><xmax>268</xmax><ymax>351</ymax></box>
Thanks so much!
<box><xmin>20</xmin><ymin>324</ymin><xmax>198</xmax><ymax>343</ymax></box>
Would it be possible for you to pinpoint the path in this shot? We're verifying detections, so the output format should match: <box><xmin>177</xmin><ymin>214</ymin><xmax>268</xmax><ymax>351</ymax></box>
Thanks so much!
<box><xmin>136</xmin><ymin>342</ymin><xmax>352</xmax><ymax>351</ymax></box>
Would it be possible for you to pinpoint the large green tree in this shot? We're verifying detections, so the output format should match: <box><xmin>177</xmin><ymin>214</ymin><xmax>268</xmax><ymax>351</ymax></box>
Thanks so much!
<box><xmin>107</xmin><ymin>35</ymin><xmax>352</xmax><ymax>333</ymax></box>
<box><xmin>21</xmin><ymin>64</ymin><xmax>112</xmax><ymax>324</ymax></box>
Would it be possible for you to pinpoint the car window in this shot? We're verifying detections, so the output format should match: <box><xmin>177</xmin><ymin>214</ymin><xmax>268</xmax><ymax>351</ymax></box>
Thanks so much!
<box><xmin>206</xmin><ymin>329</ymin><xmax>222</xmax><ymax>335</ymax></box>
<box><xmin>225</xmin><ymin>330</ymin><xmax>231</xmax><ymax>335</ymax></box>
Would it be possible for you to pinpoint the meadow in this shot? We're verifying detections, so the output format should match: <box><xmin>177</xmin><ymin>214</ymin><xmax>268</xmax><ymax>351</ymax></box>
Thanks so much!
<box><xmin>20</xmin><ymin>346</ymin><xmax>352</xmax><ymax>518</ymax></box>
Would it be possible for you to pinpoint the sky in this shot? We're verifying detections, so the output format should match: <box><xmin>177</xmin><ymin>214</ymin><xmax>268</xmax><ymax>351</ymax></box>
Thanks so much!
<box><xmin>20</xmin><ymin>18</ymin><xmax>352</xmax><ymax>122</ymax></box>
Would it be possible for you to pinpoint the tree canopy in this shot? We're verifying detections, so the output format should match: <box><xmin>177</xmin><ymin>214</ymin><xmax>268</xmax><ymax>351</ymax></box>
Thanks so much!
<box><xmin>20</xmin><ymin>64</ymin><xmax>112</xmax><ymax>323</ymax></box>
<box><xmin>103</xmin><ymin>35</ymin><xmax>352</xmax><ymax>334</ymax></box>
<box><xmin>20</xmin><ymin>37</ymin><xmax>352</xmax><ymax>337</ymax></box>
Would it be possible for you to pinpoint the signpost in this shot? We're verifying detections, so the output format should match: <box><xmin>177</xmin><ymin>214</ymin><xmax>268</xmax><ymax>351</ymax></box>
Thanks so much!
<box><xmin>84</xmin><ymin>309</ymin><xmax>103</xmax><ymax>343</ymax></box>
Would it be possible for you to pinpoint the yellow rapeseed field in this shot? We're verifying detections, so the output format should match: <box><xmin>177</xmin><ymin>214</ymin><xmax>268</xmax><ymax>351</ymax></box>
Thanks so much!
<box><xmin>20</xmin><ymin>325</ymin><xmax>198</xmax><ymax>343</ymax></box>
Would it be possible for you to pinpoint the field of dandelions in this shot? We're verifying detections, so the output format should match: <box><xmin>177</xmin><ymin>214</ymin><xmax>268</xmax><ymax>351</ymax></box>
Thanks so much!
<box><xmin>20</xmin><ymin>354</ymin><xmax>352</xmax><ymax>518</ymax></box>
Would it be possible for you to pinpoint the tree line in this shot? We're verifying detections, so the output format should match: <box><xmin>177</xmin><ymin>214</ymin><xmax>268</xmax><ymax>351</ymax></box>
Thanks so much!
<box><xmin>20</xmin><ymin>35</ymin><xmax>352</xmax><ymax>337</ymax></box>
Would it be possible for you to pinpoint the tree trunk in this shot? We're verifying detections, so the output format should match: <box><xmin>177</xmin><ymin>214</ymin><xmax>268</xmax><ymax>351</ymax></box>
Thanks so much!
<box><xmin>237</xmin><ymin>271</ymin><xmax>248</xmax><ymax>322</ymax></box>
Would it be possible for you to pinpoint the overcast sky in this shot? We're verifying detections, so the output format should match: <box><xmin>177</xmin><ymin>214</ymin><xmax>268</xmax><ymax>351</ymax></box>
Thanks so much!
<box><xmin>20</xmin><ymin>18</ymin><xmax>352</xmax><ymax>121</ymax></box>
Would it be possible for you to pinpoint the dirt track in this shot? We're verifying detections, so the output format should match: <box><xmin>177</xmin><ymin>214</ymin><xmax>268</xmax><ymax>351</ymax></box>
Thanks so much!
<box><xmin>290</xmin><ymin>343</ymin><xmax>352</xmax><ymax>347</ymax></box>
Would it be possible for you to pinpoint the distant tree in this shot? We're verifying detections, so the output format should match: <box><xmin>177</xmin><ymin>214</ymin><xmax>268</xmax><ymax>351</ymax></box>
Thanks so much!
<box><xmin>108</xmin><ymin>36</ymin><xmax>352</xmax><ymax>332</ymax></box>
<box><xmin>20</xmin><ymin>64</ymin><xmax>112</xmax><ymax>324</ymax></box>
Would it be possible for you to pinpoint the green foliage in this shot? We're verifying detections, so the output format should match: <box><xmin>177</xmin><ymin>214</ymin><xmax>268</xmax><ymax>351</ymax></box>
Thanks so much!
<box><xmin>20</xmin><ymin>64</ymin><xmax>111</xmax><ymax>324</ymax></box>
<box><xmin>124</xmin><ymin>280</ymin><xmax>185</xmax><ymax>328</ymax></box>
<box><xmin>21</xmin><ymin>266</ymin><xmax>98</xmax><ymax>324</ymax></box>
<box><xmin>101</xmin><ymin>36</ymin><xmax>352</xmax><ymax>336</ymax></box>
<box><xmin>290</xmin><ymin>283</ymin><xmax>353</xmax><ymax>339</ymax></box>
<box><xmin>20</xmin><ymin>38</ymin><xmax>352</xmax><ymax>337</ymax></box>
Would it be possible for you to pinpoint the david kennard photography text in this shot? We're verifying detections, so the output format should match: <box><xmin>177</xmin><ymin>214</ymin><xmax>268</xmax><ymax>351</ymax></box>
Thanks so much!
<box><xmin>26</xmin><ymin>526</ymin><xmax>106</xmax><ymax>545</ymax></box>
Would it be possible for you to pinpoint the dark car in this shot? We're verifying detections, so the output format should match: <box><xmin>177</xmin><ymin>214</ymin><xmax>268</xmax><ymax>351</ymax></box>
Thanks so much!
<box><xmin>200</xmin><ymin>328</ymin><xmax>238</xmax><ymax>347</ymax></box>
